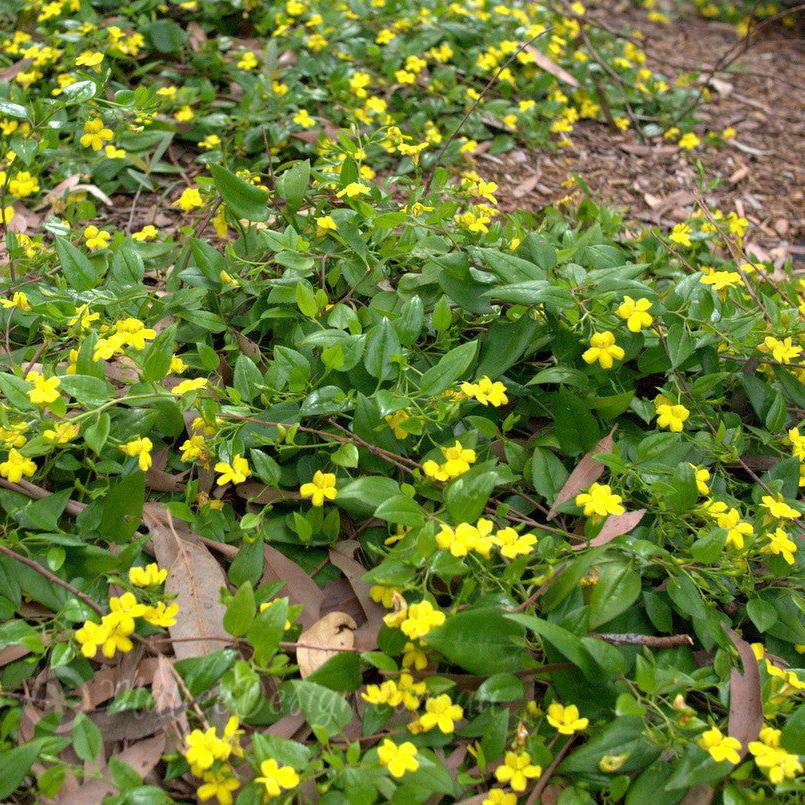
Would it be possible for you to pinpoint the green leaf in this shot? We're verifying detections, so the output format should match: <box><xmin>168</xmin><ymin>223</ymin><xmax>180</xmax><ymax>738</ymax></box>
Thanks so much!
<box><xmin>72</xmin><ymin>712</ymin><xmax>102</xmax><ymax>761</ymax></box>
<box><xmin>0</xmin><ymin>100</ymin><xmax>28</xmax><ymax>120</ymax></box>
<box><xmin>530</xmin><ymin>447</ymin><xmax>569</xmax><ymax>500</ymax></box>
<box><xmin>307</xmin><ymin>652</ymin><xmax>362</xmax><ymax>692</ymax></box>
<box><xmin>374</xmin><ymin>494</ymin><xmax>425</xmax><ymax>527</ymax></box>
<box><xmin>746</xmin><ymin>598</ymin><xmax>777</xmax><ymax>632</ymax></box>
<box><xmin>287</xmin><ymin>680</ymin><xmax>352</xmax><ymax>737</ymax></box>
<box><xmin>419</xmin><ymin>340</ymin><xmax>478</xmax><ymax>395</ymax></box>
<box><xmin>337</xmin><ymin>477</ymin><xmax>401</xmax><ymax>518</ymax></box>
<box><xmin>331</xmin><ymin>443</ymin><xmax>359</xmax><ymax>468</ymax></box>
<box><xmin>175</xmin><ymin>650</ymin><xmax>237</xmax><ymax>696</ymax></box>
<box><xmin>54</xmin><ymin>237</ymin><xmax>96</xmax><ymax>291</ymax></box>
<box><xmin>58</xmin><ymin>375</ymin><xmax>114</xmax><ymax>408</ymax></box>
<box><xmin>424</xmin><ymin>608</ymin><xmax>527</xmax><ymax>675</ymax></box>
<box><xmin>0</xmin><ymin>740</ymin><xmax>46</xmax><ymax>799</ymax></box>
<box><xmin>476</xmin><ymin>673</ymin><xmax>526</xmax><ymax>703</ymax></box>
<box><xmin>445</xmin><ymin>464</ymin><xmax>499</xmax><ymax>523</ymax></box>
<box><xmin>588</xmin><ymin>563</ymin><xmax>642</xmax><ymax>628</ymax></box>
<box><xmin>223</xmin><ymin>582</ymin><xmax>255</xmax><ymax>637</ymax></box>
<box><xmin>100</xmin><ymin>472</ymin><xmax>145</xmax><ymax>543</ymax></box>
<box><xmin>210</xmin><ymin>163</ymin><xmax>269</xmax><ymax>222</ymax></box>
<box><xmin>276</xmin><ymin>160</ymin><xmax>310</xmax><ymax>211</ymax></box>
<box><xmin>233</xmin><ymin>354</ymin><xmax>264</xmax><ymax>403</ymax></box>
<box><xmin>247</xmin><ymin>597</ymin><xmax>288</xmax><ymax>667</ymax></box>
<box><xmin>364</xmin><ymin>318</ymin><xmax>401</xmax><ymax>380</ymax></box>
<box><xmin>507</xmin><ymin>613</ymin><xmax>597</xmax><ymax>679</ymax></box>
<box><xmin>483</xmin><ymin>280</ymin><xmax>574</xmax><ymax>311</ymax></box>
<box><xmin>553</xmin><ymin>389</ymin><xmax>600</xmax><ymax>455</ymax></box>
<box><xmin>142</xmin><ymin>325</ymin><xmax>177</xmax><ymax>382</ymax></box>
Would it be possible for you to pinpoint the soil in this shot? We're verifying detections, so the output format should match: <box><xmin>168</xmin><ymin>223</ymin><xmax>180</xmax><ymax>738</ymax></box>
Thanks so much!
<box><xmin>476</xmin><ymin>2</ymin><xmax>805</xmax><ymax>268</ymax></box>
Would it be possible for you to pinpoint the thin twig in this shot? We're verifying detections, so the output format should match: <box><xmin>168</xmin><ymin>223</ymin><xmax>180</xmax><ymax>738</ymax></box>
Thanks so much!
<box><xmin>592</xmin><ymin>632</ymin><xmax>694</xmax><ymax>647</ymax></box>
<box><xmin>526</xmin><ymin>736</ymin><xmax>576</xmax><ymax>804</ymax></box>
<box><xmin>0</xmin><ymin>543</ymin><xmax>103</xmax><ymax>615</ymax></box>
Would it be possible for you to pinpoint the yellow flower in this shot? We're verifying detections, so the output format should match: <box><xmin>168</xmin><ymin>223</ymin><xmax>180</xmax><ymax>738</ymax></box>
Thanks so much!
<box><xmin>761</xmin><ymin>527</ymin><xmax>797</xmax><ymax>564</ymax></box>
<box><xmin>43</xmin><ymin>422</ymin><xmax>79</xmax><ymax>444</ymax></box>
<box><xmin>402</xmin><ymin>642</ymin><xmax>428</xmax><ymax>671</ymax></box>
<box><xmin>214</xmin><ymin>455</ymin><xmax>251</xmax><ymax>486</ymax></box>
<box><xmin>293</xmin><ymin>109</ymin><xmax>316</xmax><ymax>128</ymax></box>
<box><xmin>547</xmin><ymin>702</ymin><xmax>589</xmax><ymax>734</ymax></box>
<box><xmin>669</xmin><ymin>223</ymin><xmax>692</xmax><ymax>247</ymax></box>
<box><xmin>700</xmin><ymin>271</ymin><xmax>742</xmax><ymax>292</ymax></box>
<box><xmin>254</xmin><ymin>758</ymin><xmax>300</xmax><ymax>798</ymax></box>
<box><xmin>129</xmin><ymin>563</ymin><xmax>168</xmax><ymax>587</ymax></box>
<box><xmin>0</xmin><ymin>291</ymin><xmax>31</xmax><ymax>311</ymax></box>
<box><xmin>120</xmin><ymin>436</ymin><xmax>153</xmax><ymax>471</ymax></box>
<box><xmin>199</xmin><ymin>134</ymin><xmax>221</xmax><ymax>150</ymax></box>
<box><xmin>690</xmin><ymin>465</ymin><xmax>710</xmax><ymax>495</ymax></box>
<box><xmin>299</xmin><ymin>470</ymin><xmax>337</xmax><ymax>506</ymax></box>
<box><xmin>491</xmin><ymin>526</ymin><xmax>537</xmax><ymax>558</ymax></box>
<box><xmin>495</xmin><ymin>750</ymin><xmax>541</xmax><ymax>792</ymax></box>
<box><xmin>336</xmin><ymin>182</ymin><xmax>371</xmax><ymax>199</ymax></box>
<box><xmin>716</xmin><ymin>507</ymin><xmax>753</xmax><ymax>550</ymax></box>
<box><xmin>315</xmin><ymin>215</ymin><xmax>338</xmax><ymax>234</ymax></box>
<box><xmin>377</xmin><ymin>740</ymin><xmax>419</xmax><ymax>778</ymax></box>
<box><xmin>575</xmin><ymin>483</ymin><xmax>625</xmax><ymax>517</ymax></box>
<box><xmin>74</xmin><ymin>619</ymin><xmax>109</xmax><ymax>658</ymax></box>
<box><xmin>678</xmin><ymin>132</ymin><xmax>700</xmax><ymax>150</ymax></box>
<box><xmin>197</xmin><ymin>766</ymin><xmax>239</xmax><ymax>805</ymax></box>
<box><xmin>369</xmin><ymin>585</ymin><xmax>400</xmax><ymax>609</ymax></box>
<box><xmin>385</xmin><ymin>410</ymin><xmax>410</xmax><ymax>439</ymax></box>
<box><xmin>26</xmin><ymin>371</ymin><xmax>61</xmax><ymax>405</ymax></box>
<box><xmin>460</xmin><ymin>375</ymin><xmax>508</xmax><ymax>406</ymax></box>
<box><xmin>173</xmin><ymin>377</ymin><xmax>208</xmax><ymax>396</ymax></box>
<box><xmin>236</xmin><ymin>51</ymin><xmax>258</xmax><ymax>70</ymax></box>
<box><xmin>656</xmin><ymin>403</ymin><xmax>690</xmax><ymax>432</ymax></box>
<box><xmin>615</xmin><ymin>296</ymin><xmax>653</xmax><ymax>332</ymax></box>
<box><xmin>0</xmin><ymin>205</ymin><xmax>14</xmax><ymax>226</ymax></box>
<box><xmin>83</xmin><ymin>225</ymin><xmax>111</xmax><ymax>250</ymax></box>
<box><xmin>399</xmin><ymin>600</ymin><xmax>445</xmax><ymax>639</ymax></box>
<box><xmin>76</xmin><ymin>50</ymin><xmax>104</xmax><ymax>68</ymax></box>
<box><xmin>441</xmin><ymin>440</ymin><xmax>476</xmax><ymax>477</ymax></box>
<box><xmin>582</xmin><ymin>331</ymin><xmax>625</xmax><ymax>369</ymax></box>
<box><xmin>132</xmin><ymin>224</ymin><xmax>158</xmax><ymax>241</ymax></box>
<box><xmin>173</xmin><ymin>187</ymin><xmax>204</xmax><ymax>211</ymax></box>
<box><xmin>759</xmin><ymin>336</ymin><xmax>802</xmax><ymax>364</ymax></box>
<box><xmin>108</xmin><ymin>592</ymin><xmax>147</xmax><ymax>633</ymax></box>
<box><xmin>80</xmin><ymin>118</ymin><xmax>113</xmax><ymax>151</ymax></box>
<box><xmin>105</xmin><ymin>145</ymin><xmax>126</xmax><ymax>159</ymax></box>
<box><xmin>185</xmin><ymin>727</ymin><xmax>231</xmax><ymax>773</ymax></box>
<box><xmin>175</xmin><ymin>105</ymin><xmax>194</xmax><ymax>123</ymax></box>
<box><xmin>142</xmin><ymin>601</ymin><xmax>179</xmax><ymax>627</ymax></box>
<box><xmin>418</xmin><ymin>694</ymin><xmax>463</xmax><ymax>733</ymax></box>
<box><xmin>697</xmin><ymin>726</ymin><xmax>741</xmax><ymax>764</ymax></box>
<box><xmin>760</xmin><ymin>495</ymin><xmax>801</xmax><ymax>521</ymax></box>
<box><xmin>0</xmin><ymin>448</ymin><xmax>37</xmax><ymax>482</ymax></box>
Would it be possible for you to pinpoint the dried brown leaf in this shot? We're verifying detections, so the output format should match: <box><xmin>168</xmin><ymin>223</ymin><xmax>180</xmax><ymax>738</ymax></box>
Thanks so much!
<box><xmin>513</xmin><ymin>174</ymin><xmax>540</xmax><ymax>198</ymax></box>
<box><xmin>57</xmin><ymin>734</ymin><xmax>166</xmax><ymax>805</ymax></box>
<box><xmin>143</xmin><ymin>504</ymin><xmax>229</xmax><ymax>660</ymax></box>
<box><xmin>722</xmin><ymin>625</ymin><xmax>762</xmax><ymax>757</ymax></box>
<box><xmin>187</xmin><ymin>21</ymin><xmax>207</xmax><ymax>52</ymax></box>
<box><xmin>548</xmin><ymin>428</ymin><xmax>616</xmax><ymax>518</ymax></box>
<box><xmin>681</xmin><ymin>784</ymin><xmax>715</xmax><ymax>805</ymax></box>
<box><xmin>297</xmin><ymin>611</ymin><xmax>357</xmax><ymax>678</ymax></box>
<box><xmin>572</xmin><ymin>509</ymin><xmax>646</xmax><ymax>551</ymax></box>
<box><xmin>262</xmin><ymin>543</ymin><xmax>324</xmax><ymax>630</ymax></box>
<box><xmin>525</xmin><ymin>46</ymin><xmax>579</xmax><ymax>87</ymax></box>
<box><xmin>329</xmin><ymin>542</ymin><xmax>386</xmax><ymax>650</ymax></box>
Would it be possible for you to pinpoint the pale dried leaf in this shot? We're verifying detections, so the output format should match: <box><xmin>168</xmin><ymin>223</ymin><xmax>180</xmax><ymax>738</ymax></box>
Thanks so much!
<box><xmin>297</xmin><ymin>611</ymin><xmax>357</xmax><ymax>677</ymax></box>
<box><xmin>722</xmin><ymin>625</ymin><xmax>762</xmax><ymax>757</ymax></box>
<box><xmin>525</xmin><ymin>46</ymin><xmax>579</xmax><ymax>87</ymax></box>
<box><xmin>572</xmin><ymin>509</ymin><xmax>646</xmax><ymax>551</ymax></box>
<box><xmin>71</xmin><ymin>183</ymin><xmax>114</xmax><ymax>206</ymax></box>
<box><xmin>513</xmin><ymin>174</ymin><xmax>540</xmax><ymax>198</ymax></box>
<box><xmin>329</xmin><ymin>542</ymin><xmax>386</xmax><ymax>650</ymax></box>
<box><xmin>57</xmin><ymin>734</ymin><xmax>166</xmax><ymax>805</ymax></box>
<box><xmin>0</xmin><ymin>58</ymin><xmax>31</xmax><ymax>82</ymax></box>
<box><xmin>548</xmin><ymin>428</ymin><xmax>616</xmax><ymax>518</ymax></box>
<box><xmin>262</xmin><ymin>543</ymin><xmax>324</xmax><ymax>629</ymax></box>
<box><xmin>187</xmin><ymin>21</ymin><xmax>207</xmax><ymax>51</ymax></box>
<box><xmin>143</xmin><ymin>504</ymin><xmax>229</xmax><ymax>660</ymax></box>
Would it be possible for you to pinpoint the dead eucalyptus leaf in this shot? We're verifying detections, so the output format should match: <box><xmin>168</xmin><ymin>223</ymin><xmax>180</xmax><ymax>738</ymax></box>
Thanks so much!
<box><xmin>722</xmin><ymin>625</ymin><xmax>762</xmax><ymax>757</ymax></box>
<box><xmin>262</xmin><ymin>543</ymin><xmax>324</xmax><ymax>629</ymax></box>
<box><xmin>548</xmin><ymin>428</ymin><xmax>617</xmax><ymax>518</ymax></box>
<box><xmin>525</xmin><ymin>45</ymin><xmax>579</xmax><ymax>87</ymax></box>
<box><xmin>572</xmin><ymin>509</ymin><xmax>646</xmax><ymax>550</ymax></box>
<box><xmin>143</xmin><ymin>504</ymin><xmax>229</xmax><ymax>660</ymax></box>
<box><xmin>57</xmin><ymin>733</ymin><xmax>166</xmax><ymax>805</ymax></box>
<box><xmin>297</xmin><ymin>611</ymin><xmax>357</xmax><ymax>678</ymax></box>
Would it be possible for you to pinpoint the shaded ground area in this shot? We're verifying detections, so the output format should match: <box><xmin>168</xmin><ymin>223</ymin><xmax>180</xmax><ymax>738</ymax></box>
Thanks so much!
<box><xmin>479</xmin><ymin>3</ymin><xmax>804</xmax><ymax>266</ymax></box>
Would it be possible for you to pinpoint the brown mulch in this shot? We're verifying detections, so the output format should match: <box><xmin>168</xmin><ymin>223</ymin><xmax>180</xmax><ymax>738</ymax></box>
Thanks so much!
<box><xmin>479</xmin><ymin>4</ymin><xmax>804</xmax><ymax>267</ymax></box>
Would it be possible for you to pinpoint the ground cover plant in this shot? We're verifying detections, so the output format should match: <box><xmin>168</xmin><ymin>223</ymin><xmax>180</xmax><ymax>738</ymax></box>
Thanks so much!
<box><xmin>0</xmin><ymin>0</ymin><xmax>803</xmax><ymax>803</ymax></box>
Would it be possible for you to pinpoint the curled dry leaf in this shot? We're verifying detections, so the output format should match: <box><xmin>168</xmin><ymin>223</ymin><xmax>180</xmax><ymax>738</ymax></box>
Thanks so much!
<box><xmin>722</xmin><ymin>625</ymin><xmax>762</xmax><ymax>757</ymax></box>
<box><xmin>548</xmin><ymin>427</ymin><xmax>616</xmax><ymax>518</ymax></box>
<box><xmin>56</xmin><ymin>733</ymin><xmax>166</xmax><ymax>805</ymax></box>
<box><xmin>297</xmin><ymin>611</ymin><xmax>357</xmax><ymax>678</ymax></box>
<box><xmin>572</xmin><ymin>509</ymin><xmax>646</xmax><ymax>551</ymax></box>
<box><xmin>143</xmin><ymin>503</ymin><xmax>229</xmax><ymax>660</ymax></box>
<box><xmin>524</xmin><ymin>45</ymin><xmax>579</xmax><ymax>87</ymax></box>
